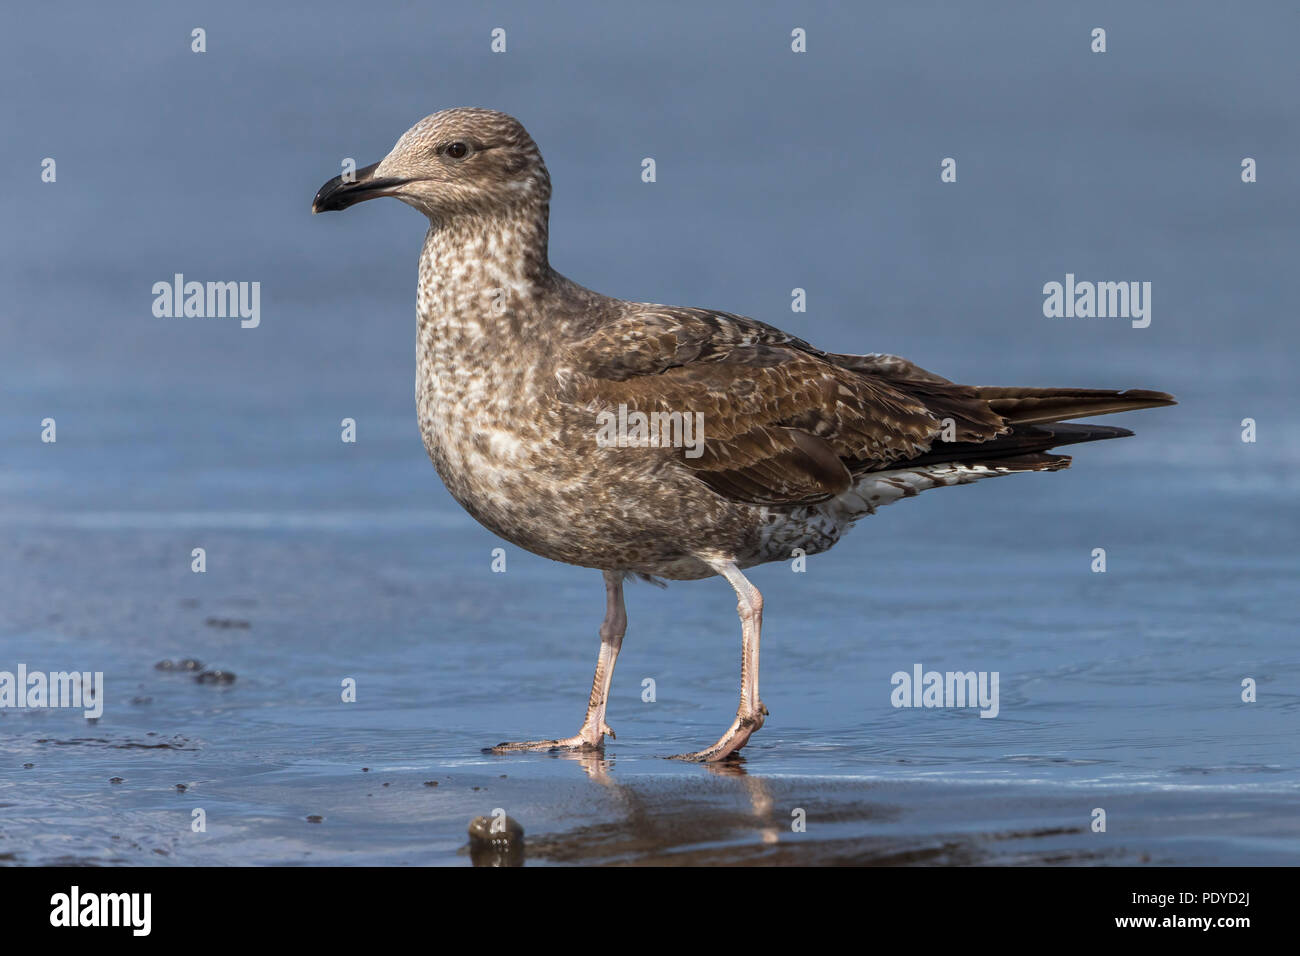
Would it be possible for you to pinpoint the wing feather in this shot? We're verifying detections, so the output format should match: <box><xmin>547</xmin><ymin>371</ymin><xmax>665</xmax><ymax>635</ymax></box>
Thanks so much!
<box><xmin>561</xmin><ymin>310</ymin><xmax>1006</xmax><ymax>505</ymax></box>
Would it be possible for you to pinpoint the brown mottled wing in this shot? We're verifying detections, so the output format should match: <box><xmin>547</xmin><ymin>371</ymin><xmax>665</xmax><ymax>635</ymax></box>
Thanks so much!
<box><xmin>825</xmin><ymin>351</ymin><xmax>954</xmax><ymax>385</ymax></box>
<box><xmin>560</xmin><ymin>310</ymin><xmax>1007</xmax><ymax>505</ymax></box>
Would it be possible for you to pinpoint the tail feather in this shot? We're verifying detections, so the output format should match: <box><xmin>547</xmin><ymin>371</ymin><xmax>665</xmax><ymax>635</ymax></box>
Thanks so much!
<box><xmin>833</xmin><ymin>381</ymin><xmax>1174</xmax><ymax>518</ymax></box>
<box><xmin>881</xmin><ymin>421</ymin><xmax>1133</xmax><ymax>471</ymax></box>
<box><xmin>974</xmin><ymin>387</ymin><xmax>1176</xmax><ymax>425</ymax></box>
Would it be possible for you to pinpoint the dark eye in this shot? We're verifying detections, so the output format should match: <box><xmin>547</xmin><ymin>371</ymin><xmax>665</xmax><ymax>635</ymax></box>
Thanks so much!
<box><xmin>444</xmin><ymin>142</ymin><xmax>469</xmax><ymax>159</ymax></box>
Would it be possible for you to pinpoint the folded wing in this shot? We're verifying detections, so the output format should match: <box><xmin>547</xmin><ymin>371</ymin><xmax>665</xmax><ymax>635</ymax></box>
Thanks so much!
<box><xmin>561</xmin><ymin>309</ymin><xmax>1174</xmax><ymax>506</ymax></box>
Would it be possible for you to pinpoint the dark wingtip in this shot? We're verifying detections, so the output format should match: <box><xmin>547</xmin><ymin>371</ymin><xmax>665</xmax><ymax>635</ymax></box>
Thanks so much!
<box><xmin>1039</xmin><ymin>422</ymin><xmax>1134</xmax><ymax>442</ymax></box>
<box><xmin>1120</xmin><ymin>388</ymin><xmax>1177</xmax><ymax>406</ymax></box>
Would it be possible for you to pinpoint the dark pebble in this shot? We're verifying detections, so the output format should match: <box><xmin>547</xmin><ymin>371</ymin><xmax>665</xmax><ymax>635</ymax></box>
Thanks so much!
<box><xmin>467</xmin><ymin>814</ymin><xmax>525</xmax><ymax>867</ymax></box>
<box><xmin>469</xmin><ymin>815</ymin><xmax>524</xmax><ymax>842</ymax></box>
<box><xmin>194</xmin><ymin>670</ymin><xmax>236</xmax><ymax>684</ymax></box>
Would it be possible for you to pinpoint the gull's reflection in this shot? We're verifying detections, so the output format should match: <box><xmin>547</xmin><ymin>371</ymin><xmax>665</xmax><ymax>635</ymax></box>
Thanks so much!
<box><xmin>472</xmin><ymin>745</ymin><xmax>796</xmax><ymax>865</ymax></box>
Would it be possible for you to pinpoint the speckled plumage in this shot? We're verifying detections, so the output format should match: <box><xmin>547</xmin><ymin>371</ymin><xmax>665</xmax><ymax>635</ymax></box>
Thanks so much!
<box><xmin>314</xmin><ymin>108</ymin><xmax>1175</xmax><ymax>760</ymax></box>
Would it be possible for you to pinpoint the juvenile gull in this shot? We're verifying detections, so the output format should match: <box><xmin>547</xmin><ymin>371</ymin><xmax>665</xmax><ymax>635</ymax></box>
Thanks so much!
<box><xmin>313</xmin><ymin>108</ymin><xmax>1175</xmax><ymax>762</ymax></box>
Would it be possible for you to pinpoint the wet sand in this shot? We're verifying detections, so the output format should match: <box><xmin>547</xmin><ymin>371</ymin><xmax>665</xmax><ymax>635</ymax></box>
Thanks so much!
<box><xmin>2</xmin><ymin>456</ymin><xmax>1296</xmax><ymax>867</ymax></box>
<box><xmin>4</xmin><ymin>718</ymin><xmax>1295</xmax><ymax>866</ymax></box>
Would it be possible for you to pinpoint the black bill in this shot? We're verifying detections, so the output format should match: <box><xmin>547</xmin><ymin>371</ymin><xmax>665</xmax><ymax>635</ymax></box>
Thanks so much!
<box><xmin>312</xmin><ymin>162</ymin><xmax>409</xmax><ymax>213</ymax></box>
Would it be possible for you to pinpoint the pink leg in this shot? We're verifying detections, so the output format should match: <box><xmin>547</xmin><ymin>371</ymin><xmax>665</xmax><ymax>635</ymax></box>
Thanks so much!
<box><xmin>672</xmin><ymin>560</ymin><xmax>768</xmax><ymax>762</ymax></box>
<box><xmin>492</xmin><ymin>571</ymin><xmax>626</xmax><ymax>753</ymax></box>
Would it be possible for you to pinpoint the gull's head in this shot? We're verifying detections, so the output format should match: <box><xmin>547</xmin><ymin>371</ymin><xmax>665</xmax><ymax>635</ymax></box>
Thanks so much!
<box><xmin>312</xmin><ymin>108</ymin><xmax>550</xmax><ymax>218</ymax></box>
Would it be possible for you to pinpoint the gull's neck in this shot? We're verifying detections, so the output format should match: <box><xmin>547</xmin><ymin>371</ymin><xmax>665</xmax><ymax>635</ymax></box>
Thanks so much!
<box><xmin>415</xmin><ymin>203</ymin><xmax>557</xmax><ymax>431</ymax></box>
<box><xmin>417</xmin><ymin>204</ymin><xmax>553</xmax><ymax>327</ymax></box>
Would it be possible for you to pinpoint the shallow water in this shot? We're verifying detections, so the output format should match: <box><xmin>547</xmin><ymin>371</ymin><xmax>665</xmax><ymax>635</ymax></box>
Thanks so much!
<box><xmin>2</xmin><ymin>0</ymin><xmax>1298</xmax><ymax>865</ymax></box>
